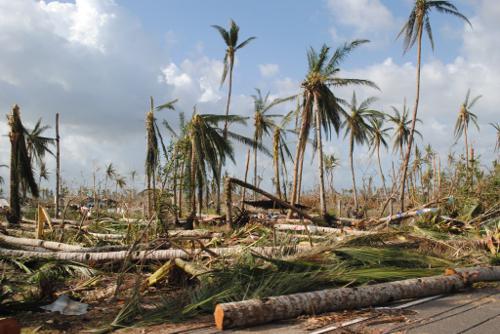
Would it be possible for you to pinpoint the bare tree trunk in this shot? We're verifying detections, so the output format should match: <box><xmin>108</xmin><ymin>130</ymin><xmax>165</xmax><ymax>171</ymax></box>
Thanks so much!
<box><xmin>224</xmin><ymin>177</ymin><xmax>232</xmax><ymax>228</ymax></box>
<box><xmin>216</xmin><ymin>58</ymin><xmax>234</xmax><ymax>214</ymax></box>
<box><xmin>349</xmin><ymin>134</ymin><xmax>358</xmax><ymax>210</ymax></box>
<box><xmin>241</xmin><ymin>149</ymin><xmax>251</xmax><ymax>209</ymax></box>
<box><xmin>178</xmin><ymin>160</ymin><xmax>185</xmax><ymax>218</ymax></box>
<box><xmin>400</xmin><ymin>24</ymin><xmax>423</xmax><ymax>211</ymax></box>
<box><xmin>464</xmin><ymin>125</ymin><xmax>469</xmax><ymax>170</ymax></box>
<box><xmin>288</xmin><ymin>97</ymin><xmax>309</xmax><ymax>219</ymax></box>
<box><xmin>377</xmin><ymin>145</ymin><xmax>388</xmax><ymax>197</ymax></box>
<box><xmin>8</xmin><ymin>106</ymin><xmax>20</xmax><ymax>224</ymax></box>
<box><xmin>190</xmin><ymin>144</ymin><xmax>197</xmax><ymax>217</ymax></box>
<box><xmin>55</xmin><ymin>113</ymin><xmax>60</xmax><ymax>218</ymax></box>
<box><xmin>172</xmin><ymin>157</ymin><xmax>178</xmax><ymax>220</ymax></box>
<box><xmin>297</xmin><ymin>146</ymin><xmax>305</xmax><ymax>203</ymax></box>
<box><xmin>273</xmin><ymin>140</ymin><xmax>282</xmax><ymax>200</ymax></box>
<box><xmin>214</xmin><ymin>266</ymin><xmax>500</xmax><ymax>330</ymax></box>
<box><xmin>253</xmin><ymin>143</ymin><xmax>258</xmax><ymax>200</ymax></box>
<box><xmin>314</xmin><ymin>95</ymin><xmax>327</xmax><ymax>218</ymax></box>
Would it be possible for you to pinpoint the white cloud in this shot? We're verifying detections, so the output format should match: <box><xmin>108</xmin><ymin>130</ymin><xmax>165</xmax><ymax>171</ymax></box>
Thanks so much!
<box><xmin>326</xmin><ymin>0</ymin><xmax>395</xmax><ymax>34</ymax></box>
<box><xmin>258</xmin><ymin>63</ymin><xmax>280</xmax><ymax>78</ymax></box>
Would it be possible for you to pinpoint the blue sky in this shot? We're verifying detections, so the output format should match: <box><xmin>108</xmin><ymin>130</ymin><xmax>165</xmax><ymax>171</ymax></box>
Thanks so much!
<box><xmin>0</xmin><ymin>0</ymin><xmax>498</xmax><ymax>193</ymax></box>
<box><xmin>120</xmin><ymin>0</ymin><xmax>473</xmax><ymax>90</ymax></box>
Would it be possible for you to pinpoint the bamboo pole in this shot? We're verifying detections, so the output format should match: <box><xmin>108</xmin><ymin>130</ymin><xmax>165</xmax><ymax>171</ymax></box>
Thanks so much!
<box><xmin>214</xmin><ymin>266</ymin><xmax>500</xmax><ymax>329</ymax></box>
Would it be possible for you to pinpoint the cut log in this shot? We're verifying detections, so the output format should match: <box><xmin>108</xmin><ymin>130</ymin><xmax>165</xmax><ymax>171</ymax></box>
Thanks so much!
<box><xmin>213</xmin><ymin>266</ymin><xmax>500</xmax><ymax>330</ymax></box>
<box><xmin>174</xmin><ymin>258</ymin><xmax>207</xmax><ymax>278</ymax></box>
<box><xmin>0</xmin><ymin>244</ymin><xmax>310</xmax><ymax>263</ymax></box>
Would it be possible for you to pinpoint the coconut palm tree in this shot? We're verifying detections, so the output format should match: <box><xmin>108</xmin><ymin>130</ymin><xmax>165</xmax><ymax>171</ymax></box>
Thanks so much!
<box><xmin>397</xmin><ymin>0</ymin><xmax>470</xmax><ymax>210</ymax></box>
<box><xmin>454</xmin><ymin>89</ymin><xmax>481</xmax><ymax>169</ymax></box>
<box><xmin>342</xmin><ymin>92</ymin><xmax>381</xmax><ymax>210</ymax></box>
<box><xmin>388</xmin><ymin>101</ymin><xmax>422</xmax><ymax>160</ymax></box>
<box><xmin>145</xmin><ymin>97</ymin><xmax>177</xmax><ymax>218</ymax></box>
<box><xmin>25</xmin><ymin>119</ymin><xmax>54</xmax><ymax>165</ymax></box>
<box><xmin>491</xmin><ymin>122</ymin><xmax>500</xmax><ymax>152</ymax></box>
<box><xmin>368</xmin><ymin>117</ymin><xmax>391</xmax><ymax>197</ymax></box>
<box><xmin>272</xmin><ymin>111</ymin><xmax>295</xmax><ymax>201</ymax></box>
<box><xmin>288</xmin><ymin>40</ymin><xmax>378</xmax><ymax>220</ymax></box>
<box><xmin>250</xmin><ymin>89</ymin><xmax>293</xmax><ymax>196</ymax></box>
<box><xmin>212</xmin><ymin>19</ymin><xmax>256</xmax><ymax>214</ymax></box>
<box><xmin>105</xmin><ymin>163</ymin><xmax>116</xmax><ymax>194</ymax></box>
<box><xmin>7</xmin><ymin>105</ymin><xmax>39</xmax><ymax>224</ymax></box>
<box><xmin>323</xmin><ymin>153</ymin><xmax>340</xmax><ymax>201</ymax></box>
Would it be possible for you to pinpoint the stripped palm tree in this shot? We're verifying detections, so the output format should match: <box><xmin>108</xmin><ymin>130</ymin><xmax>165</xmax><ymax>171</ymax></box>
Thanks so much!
<box><xmin>288</xmin><ymin>40</ymin><xmax>378</xmax><ymax>220</ymax></box>
<box><xmin>250</xmin><ymin>89</ymin><xmax>293</xmax><ymax>198</ymax></box>
<box><xmin>105</xmin><ymin>163</ymin><xmax>116</xmax><ymax>196</ymax></box>
<box><xmin>491</xmin><ymin>122</ymin><xmax>500</xmax><ymax>152</ymax></box>
<box><xmin>368</xmin><ymin>117</ymin><xmax>391</xmax><ymax>197</ymax></box>
<box><xmin>145</xmin><ymin>97</ymin><xmax>177</xmax><ymax>218</ymax></box>
<box><xmin>212</xmin><ymin>19</ymin><xmax>256</xmax><ymax>214</ymax></box>
<box><xmin>342</xmin><ymin>92</ymin><xmax>381</xmax><ymax>210</ymax></box>
<box><xmin>7</xmin><ymin>105</ymin><xmax>39</xmax><ymax>224</ymax></box>
<box><xmin>454</xmin><ymin>89</ymin><xmax>481</xmax><ymax>170</ymax></box>
<box><xmin>397</xmin><ymin>0</ymin><xmax>470</xmax><ymax>210</ymax></box>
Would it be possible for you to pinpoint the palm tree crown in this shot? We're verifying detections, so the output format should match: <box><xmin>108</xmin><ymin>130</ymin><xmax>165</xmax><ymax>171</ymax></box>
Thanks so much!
<box><xmin>398</xmin><ymin>0</ymin><xmax>471</xmax><ymax>52</ymax></box>
<box><xmin>212</xmin><ymin>19</ymin><xmax>256</xmax><ymax>86</ymax></box>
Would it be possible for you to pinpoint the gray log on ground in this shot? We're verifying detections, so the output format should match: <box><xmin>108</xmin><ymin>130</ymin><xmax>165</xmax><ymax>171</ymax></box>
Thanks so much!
<box><xmin>0</xmin><ymin>245</ymin><xmax>310</xmax><ymax>263</ymax></box>
<box><xmin>214</xmin><ymin>266</ymin><xmax>500</xmax><ymax>330</ymax></box>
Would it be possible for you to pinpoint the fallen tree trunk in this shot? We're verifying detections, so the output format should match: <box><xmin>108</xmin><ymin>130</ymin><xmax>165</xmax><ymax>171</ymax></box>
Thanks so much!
<box><xmin>0</xmin><ymin>233</ymin><xmax>138</xmax><ymax>253</ymax></box>
<box><xmin>227</xmin><ymin>178</ymin><xmax>316</xmax><ymax>222</ymax></box>
<box><xmin>0</xmin><ymin>232</ymin><xmax>83</xmax><ymax>252</ymax></box>
<box><xmin>0</xmin><ymin>244</ymin><xmax>310</xmax><ymax>263</ymax></box>
<box><xmin>273</xmin><ymin>224</ymin><xmax>371</xmax><ymax>236</ymax></box>
<box><xmin>214</xmin><ymin>266</ymin><xmax>500</xmax><ymax>330</ymax></box>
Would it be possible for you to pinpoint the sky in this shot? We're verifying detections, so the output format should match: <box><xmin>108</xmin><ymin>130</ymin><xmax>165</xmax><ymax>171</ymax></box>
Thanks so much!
<box><xmin>0</xmin><ymin>0</ymin><xmax>498</xmax><ymax>194</ymax></box>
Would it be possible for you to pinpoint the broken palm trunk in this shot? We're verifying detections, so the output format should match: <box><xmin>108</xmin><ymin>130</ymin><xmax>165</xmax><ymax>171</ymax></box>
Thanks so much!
<box><xmin>225</xmin><ymin>177</ymin><xmax>316</xmax><ymax>224</ymax></box>
<box><xmin>0</xmin><ymin>244</ymin><xmax>310</xmax><ymax>263</ymax></box>
<box><xmin>214</xmin><ymin>266</ymin><xmax>500</xmax><ymax>330</ymax></box>
<box><xmin>273</xmin><ymin>224</ymin><xmax>371</xmax><ymax>236</ymax></box>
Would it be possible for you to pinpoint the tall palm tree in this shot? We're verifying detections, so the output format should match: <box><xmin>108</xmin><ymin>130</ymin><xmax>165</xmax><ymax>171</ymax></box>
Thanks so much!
<box><xmin>342</xmin><ymin>92</ymin><xmax>380</xmax><ymax>210</ymax></box>
<box><xmin>250</xmin><ymin>89</ymin><xmax>293</xmax><ymax>196</ymax></box>
<box><xmin>454</xmin><ymin>89</ymin><xmax>481</xmax><ymax>169</ymax></box>
<box><xmin>491</xmin><ymin>122</ymin><xmax>500</xmax><ymax>152</ymax></box>
<box><xmin>288</xmin><ymin>40</ymin><xmax>378</xmax><ymax>219</ymax></box>
<box><xmin>368</xmin><ymin>117</ymin><xmax>391</xmax><ymax>197</ymax></box>
<box><xmin>212</xmin><ymin>19</ymin><xmax>256</xmax><ymax>214</ymax></box>
<box><xmin>7</xmin><ymin>105</ymin><xmax>39</xmax><ymax>224</ymax></box>
<box><xmin>388</xmin><ymin>101</ymin><xmax>422</xmax><ymax>160</ymax></box>
<box><xmin>397</xmin><ymin>0</ymin><xmax>470</xmax><ymax>210</ymax></box>
<box><xmin>145</xmin><ymin>97</ymin><xmax>177</xmax><ymax>218</ymax></box>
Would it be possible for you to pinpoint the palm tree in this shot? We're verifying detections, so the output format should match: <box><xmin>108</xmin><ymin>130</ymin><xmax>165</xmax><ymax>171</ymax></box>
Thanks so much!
<box><xmin>250</xmin><ymin>89</ymin><xmax>293</xmax><ymax>196</ymax></box>
<box><xmin>145</xmin><ymin>97</ymin><xmax>177</xmax><ymax>218</ymax></box>
<box><xmin>288</xmin><ymin>40</ymin><xmax>378</xmax><ymax>219</ymax></box>
<box><xmin>491</xmin><ymin>122</ymin><xmax>500</xmax><ymax>152</ymax></box>
<box><xmin>25</xmin><ymin>119</ymin><xmax>54</xmax><ymax>165</ymax></box>
<box><xmin>368</xmin><ymin>117</ymin><xmax>391</xmax><ymax>197</ymax></box>
<box><xmin>454</xmin><ymin>89</ymin><xmax>481</xmax><ymax>169</ymax></box>
<box><xmin>105</xmin><ymin>163</ymin><xmax>116</xmax><ymax>194</ymax></box>
<box><xmin>342</xmin><ymin>92</ymin><xmax>380</xmax><ymax>210</ymax></box>
<box><xmin>272</xmin><ymin>111</ymin><xmax>295</xmax><ymax>201</ymax></box>
<box><xmin>212</xmin><ymin>19</ymin><xmax>256</xmax><ymax>214</ymax></box>
<box><xmin>7</xmin><ymin>105</ymin><xmax>39</xmax><ymax>224</ymax></box>
<box><xmin>397</xmin><ymin>0</ymin><xmax>470</xmax><ymax>210</ymax></box>
<box><xmin>388</xmin><ymin>101</ymin><xmax>422</xmax><ymax>160</ymax></box>
<box><xmin>323</xmin><ymin>153</ymin><xmax>340</xmax><ymax>201</ymax></box>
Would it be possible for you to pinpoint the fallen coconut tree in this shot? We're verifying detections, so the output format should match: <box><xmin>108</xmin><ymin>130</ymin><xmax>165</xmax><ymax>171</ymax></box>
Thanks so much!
<box><xmin>213</xmin><ymin>265</ymin><xmax>500</xmax><ymax>329</ymax></box>
<box><xmin>0</xmin><ymin>244</ymin><xmax>310</xmax><ymax>263</ymax></box>
<box><xmin>273</xmin><ymin>223</ymin><xmax>371</xmax><ymax>236</ymax></box>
